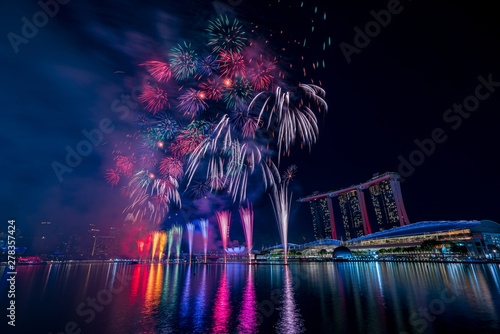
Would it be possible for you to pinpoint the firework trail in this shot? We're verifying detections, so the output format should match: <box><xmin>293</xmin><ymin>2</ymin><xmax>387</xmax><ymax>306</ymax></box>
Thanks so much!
<box><xmin>198</xmin><ymin>219</ymin><xmax>209</xmax><ymax>262</ymax></box>
<box><xmin>173</xmin><ymin>225</ymin><xmax>184</xmax><ymax>261</ymax></box>
<box><xmin>158</xmin><ymin>231</ymin><xmax>167</xmax><ymax>261</ymax></box>
<box><xmin>269</xmin><ymin>171</ymin><xmax>293</xmax><ymax>265</ymax></box>
<box><xmin>252</xmin><ymin>84</ymin><xmax>327</xmax><ymax>165</ymax></box>
<box><xmin>239</xmin><ymin>201</ymin><xmax>254</xmax><ymax>263</ymax></box>
<box><xmin>186</xmin><ymin>222</ymin><xmax>195</xmax><ymax>263</ymax></box>
<box><xmin>151</xmin><ymin>231</ymin><xmax>160</xmax><ymax>261</ymax></box>
<box><xmin>216</xmin><ymin>210</ymin><xmax>231</xmax><ymax>263</ymax></box>
<box><xmin>167</xmin><ymin>228</ymin><xmax>174</xmax><ymax>261</ymax></box>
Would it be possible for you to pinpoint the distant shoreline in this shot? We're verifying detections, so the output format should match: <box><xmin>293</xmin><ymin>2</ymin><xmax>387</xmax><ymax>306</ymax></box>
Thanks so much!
<box><xmin>2</xmin><ymin>258</ymin><xmax>500</xmax><ymax>266</ymax></box>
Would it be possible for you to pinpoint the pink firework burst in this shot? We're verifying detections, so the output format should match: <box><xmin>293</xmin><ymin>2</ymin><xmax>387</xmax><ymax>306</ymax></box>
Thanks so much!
<box><xmin>248</xmin><ymin>60</ymin><xmax>276</xmax><ymax>91</ymax></box>
<box><xmin>115</xmin><ymin>155</ymin><xmax>134</xmax><ymax>176</ymax></box>
<box><xmin>140</xmin><ymin>61</ymin><xmax>172</xmax><ymax>83</ymax></box>
<box><xmin>139</xmin><ymin>86</ymin><xmax>169</xmax><ymax>114</ymax></box>
<box><xmin>159</xmin><ymin>156</ymin><xmax>184</xmax><ymax>179</ymax></box>
<box><xmin>105</xmin><ymin>169</ymin><xmax>120</xmax><ymax>187</ymax></box>
<box><xmin>170</xmin><ymin>128</ymin><xmax>208</xmax><ymax>156</ymax></box>
<box><xmin>219</xmin><ymin>50</ymin><xmax>246</xmax><ymax>78</ymax></box>
<box><xmin>199</xmin><ymin>79</ymin><xmax>223</xmax><ymax>101</ymax></box>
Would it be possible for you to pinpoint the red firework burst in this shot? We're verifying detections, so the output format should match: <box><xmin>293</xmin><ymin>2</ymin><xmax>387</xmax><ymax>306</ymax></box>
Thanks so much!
<box><xmin>105</xmin><ymin>169</ymin><xmax>120</xmax><ymax>187</ymax></box>
<box><xmin>139</xmin><ymin>86</ymin><xmax>169</xmax><ymax>114</ymax></box>
<box><xmin>159</xmin><ymin>157</ymin><xmax>184</xmax><ymax>179</ymax></box>
<box><xmin>199</xmin><ymin>79</ymin><xmax>223</xmax><ymax>101</ymax></box>
<box><xmin>140</xmin><ymin>61</ymin><xmax>172</xmax><ymax>83</ymax></box>
<box><xmin>248</xmin><ymin>60</ymin><xmax>276</xmax><ymax>91</ymax></box>
<box><xmin>219</xmin><ymin>50</ymin><xmax>246</xmax><ymax>78</ymax></box>
<box><xmin>170</xmin><ymin>129</ymin><xmax>207</xmax><ymax>156</ymax></box>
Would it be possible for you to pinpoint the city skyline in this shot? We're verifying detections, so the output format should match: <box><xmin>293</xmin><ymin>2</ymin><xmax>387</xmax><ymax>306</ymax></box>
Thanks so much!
<box><xmin>1</xmin><ymin>0</ymin><xmax>500</xmax><ymax>249</ymax></box>
<box><xmin>2</xmin><ymin>1</ymin><xmax>500</xmax><ymax>334</ymax></box>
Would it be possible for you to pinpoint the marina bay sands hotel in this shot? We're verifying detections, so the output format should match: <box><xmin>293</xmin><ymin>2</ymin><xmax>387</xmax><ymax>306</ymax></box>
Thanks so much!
<box><xmin>298</xmin><ymin>172</ymin><xmax>410</xmax><ymax>241</ymax></box>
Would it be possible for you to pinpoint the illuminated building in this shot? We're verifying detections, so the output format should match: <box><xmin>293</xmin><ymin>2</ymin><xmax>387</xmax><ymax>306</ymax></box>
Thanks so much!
<box><xmin>369</xmin><ymin>179</ymin><xmax>402</xmax><ymax>231</ymax></box>
<box><xmin>346</xmin><ymin>220</ymin><xmax>500</xmax><ymax>259</ymax></box>
<box><xmin>309</xmin><ymin>197</ymin><xmax>333</xmax><ymax>240</ymax></box>
<box><xmin>299</xmin><ymin>172</ymin><xmax>410</xmax><ymax>240</ymax></box>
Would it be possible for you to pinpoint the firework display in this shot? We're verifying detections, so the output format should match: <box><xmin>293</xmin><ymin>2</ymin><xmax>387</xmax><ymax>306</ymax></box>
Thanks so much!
<box><xmin>198</xmin><ymin>218</ymin><xmax>210</xmax><ymax>262</ymax></box>
<box><xmin>216</xmin><ymin>210</ymin><xmax>231</xmax><ymax>263</ymax></box>
<box><xmin>186</xmin><ymin>222</ymin><xmax>195</xmax><ymax>263</ymax></box>
<box><xmin>158</xmin><ymin>231</ymin><xmax>167</xmax><ymax>261</ymax></box>
<box><xmin>106</xmin><ymin>11</ymin><xmax>328</xmax><ymax>263</ymax></box>
<box><xmin>173</xmin><ymin>225</ymin><xmax>183</xmax><ymax>260</ymax></box>
<box><xmin>167</xmin><ymin>228</ymin><xmax>174</xmax><ymax>261</ymax></box>
<box><xmin>106</xmin><ymin>13</ymin><xmax>327</xmax><ymax>228</ymax></box>
<box><xmin>239</xmin><ymin>202</ymin><xmax>254</xmax><ymax>263</ymax></box>
<box><xmin>270</xmin><ymin>172</ymin><xmax>292</xmax><ymax>264</ymax></box>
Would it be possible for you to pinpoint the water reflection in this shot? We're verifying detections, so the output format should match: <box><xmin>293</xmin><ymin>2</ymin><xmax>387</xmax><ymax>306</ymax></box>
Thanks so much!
<box><xmin>211</xmin><ymin>266</ymin><xmax>232</xmax><ymax>333</ymax></box>
<box><xmin>275</xmin><ymin>266</ymin><xmax>305</xmax><ymax>334</ymax></box>
<box><xmin>2</xmin><ymin>262</ymin><xmax>500</xmax><ymax>333</ymax></box>
<box><xmin>193</xmin><ymin>266</ymin><xmax>208</xmax><ymax>333</ymax></box>
<box><xmin>180</xmin><ymin>265</ymin><xmax>192</xmax><ymax>325</ymax></box>
<box><xmin>237</xmin><ymin>266</ymin><xmax>258</xmax><ymax>334</ymax></box>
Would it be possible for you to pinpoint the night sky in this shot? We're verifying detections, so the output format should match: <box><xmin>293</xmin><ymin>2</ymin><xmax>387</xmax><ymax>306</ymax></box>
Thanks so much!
<box><xmin>2</xmin><ymin>0</ymin><xmax>499</xmax><ymax>249</ymax></box>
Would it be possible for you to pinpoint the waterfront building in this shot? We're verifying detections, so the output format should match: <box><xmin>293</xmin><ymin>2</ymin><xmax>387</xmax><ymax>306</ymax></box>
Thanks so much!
<box><xmin>346</xmin><ymin>220</ymin><xmax>500</xmax><ymax>258</ymax></box>
<box><xmin>300</xmin><ymin>172</ymin><xmax>410</xmax><ymax>241</ymax></box>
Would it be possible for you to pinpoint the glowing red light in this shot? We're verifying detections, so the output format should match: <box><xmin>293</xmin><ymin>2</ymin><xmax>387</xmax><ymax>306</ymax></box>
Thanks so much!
<box><xmin>223</xmin><ymin>78</ymin><xmax>232</xmax><ymax>87</ymax></box>
<box><xmin>137</xmin><ymin>241</ymin><xmax>145</xmax><ymax>253</ymax></box>
<box><xmin>149</xmin><ymin>173</ymin><xmax>155</xmax><ymax>179</ymax></box>
<box><xmin>158</xmin><ymin>141</ymin><xmax>164</xmax><ymax>148</ymax></box>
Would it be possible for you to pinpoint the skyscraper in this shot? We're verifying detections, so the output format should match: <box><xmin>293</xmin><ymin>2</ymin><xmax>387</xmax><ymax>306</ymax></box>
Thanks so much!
<box><xmin>369</xmin><ymin>180</ymin><xmax>401</xmax><ymax>231</ymax></box>
<box><xmin>338</xmin><ymin>191</ymin><xmax>365</xmax><ymax>240</ymax></box>
<box><xmin>300</xmin><ymin>172</ymin><xmax>410</xmax><ymax>241</ymax></box>
<box><xmin>309</xmin><ymin>197</ymin><xmax>332</xmax><ymax>240</ymax></box>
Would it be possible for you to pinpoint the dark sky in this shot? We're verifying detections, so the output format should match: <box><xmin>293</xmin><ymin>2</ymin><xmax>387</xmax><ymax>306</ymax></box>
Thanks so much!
<box><xmin>1</xmin><ymin>0</ymin><xmax>500</xmax><ymax>249</ymax></box>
